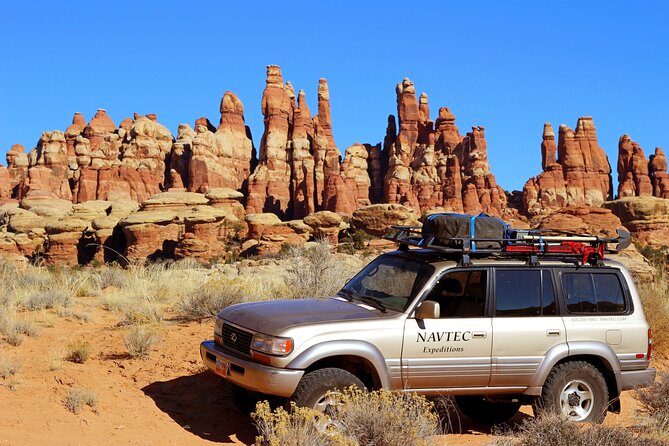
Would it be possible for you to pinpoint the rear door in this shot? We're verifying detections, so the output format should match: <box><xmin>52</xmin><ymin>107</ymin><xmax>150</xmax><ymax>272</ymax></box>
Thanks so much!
<box><xmin>557</xmin><ymin>269</ymin><xmax>647</xmax><ymax>367</ymax></box>
<box><xmin>490</xmin><ymin>268</ymin><xmax>566</xmax><ymax>387</ymax></box>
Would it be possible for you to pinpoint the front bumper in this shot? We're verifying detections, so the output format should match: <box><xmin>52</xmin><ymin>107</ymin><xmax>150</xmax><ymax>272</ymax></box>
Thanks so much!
<box><xmin>620</xmin><ymin>368</ymin><xmax>657</xmax><ymax>391</ymax></box>
<box><xmin>200</xmin><ymin>340</ymin><xmax>304</xmax><ymax>397</ymax></box>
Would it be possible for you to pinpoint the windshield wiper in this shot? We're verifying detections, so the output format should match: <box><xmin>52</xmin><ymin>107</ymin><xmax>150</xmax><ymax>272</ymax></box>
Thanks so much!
<box><xmin>337</xmin><ymin>288</ymin><xmax>354</xmax><ymax>301</ymax></box>
<box><xmin>353</xmin><ymin>295</ymin><xmax>387</xmax><ymax>313</ymax></box>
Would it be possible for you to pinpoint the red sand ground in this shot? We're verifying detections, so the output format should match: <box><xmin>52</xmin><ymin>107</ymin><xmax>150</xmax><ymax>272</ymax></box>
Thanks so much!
<box><xmin>0</xmin><ymin>305</ymin><xmax>659</xmax><ymax>446</ymax></box>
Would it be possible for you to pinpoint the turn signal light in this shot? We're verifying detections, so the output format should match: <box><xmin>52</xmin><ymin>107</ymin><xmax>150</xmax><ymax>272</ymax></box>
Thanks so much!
<box><xmin>647</xmin><ymin>328</ymin><xmax>653</xmax><ymax>360</ymax></box>
<box><xmin>251</xmin><ymin>351</ymin><xmax>272</xmax><ymax>365</ymax></box>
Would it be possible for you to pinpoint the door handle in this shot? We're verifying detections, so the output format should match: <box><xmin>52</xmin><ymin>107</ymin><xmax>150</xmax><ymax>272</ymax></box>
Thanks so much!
<box><xmin>547</xmin><ymin>329</ymin><xmax>561</xmax><ymax>337</ymax></box>
<box><xmin>472</xmin><ymin>331</ymin><xmax>487</xmax><ymax>339</ymax></box>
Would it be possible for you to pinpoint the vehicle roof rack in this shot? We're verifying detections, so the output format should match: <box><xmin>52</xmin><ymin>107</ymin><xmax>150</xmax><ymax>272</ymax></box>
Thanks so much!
<box><xmin>386</xmin><ymin>225</ymin><xmax>631</xmax><ymax>267</ymax></box>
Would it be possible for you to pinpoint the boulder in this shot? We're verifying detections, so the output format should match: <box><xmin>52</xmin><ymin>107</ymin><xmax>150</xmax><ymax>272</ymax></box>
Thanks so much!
<box><xmin>351</xmin><ymin>204</ymin><xmax>420</xmax><ymax>237</ymax></box>
<box><xmin>303</xmin><ymin>211</ymin><xmax>345</xmax><ymax>244</ymax></box>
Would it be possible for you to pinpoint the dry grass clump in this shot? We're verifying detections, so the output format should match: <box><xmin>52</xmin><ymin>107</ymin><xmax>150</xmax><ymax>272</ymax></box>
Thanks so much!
<box><xmin>0</xmin><ymin>355</ymin><xmax>21</xmax><ymax>379</ymax></box>
<box><xmin>66</xmin><ymin>340</ymin><xmax>92</xmax><ymax>364</ymax></box>
<box><xmin>637</xmin><ymin>274</ymin><xmax>669</xmax><ymax>357</ymax></box>
<box><xmin>23</xmin><ymin>289</ymin><xmax>71</xmax><ymax>311</ymax></box>
<box><xmin>177</xmin><ymin>272</ymin><xmax>289</xmax><ymax>321</ymax></box>
<box><xmin>491</xmin><ymin>413</ymin><xmax>664</xmax><ymax>446</ymax></box>
<box><xmin>97</xmin><ymin>262</ymin><xmax>207</xmax><ymax>324</ymax></box>
<box><xmin>48</xmin><ymin>345</ymin><xmax>66</xmax><ymax>371</ymax></box>
<box><xmin>125</xmin><ymin>325</ymin><xmax>160</xmax><ymax>358</ymax></box>
<box><xmin>0</xmin><ymin>310</ymin><xmax>39</xmax><ymax>346</ymax></box>
<box><xmin>0</xmin><ymin>354</ymin><xmax>22</xmax><ymax>391</ymax></box>
<box><xmin>283</xmin><ymin>240</ymin><xmax>360</xmax><ymax>298</ymax></box>
<box><xmin>634</xmin><ymin>372</ymin><xmax>669</xmax><ymax>440</ymax></box>
<box><xmin>64</xmin><ymin>387</ymin><xmax>98</xmax><ymax>414</ymax></box>
<box><xmin>252</xmin><ymin>389</ymin><xmax>440</xmax><ymax>446</ymax></box>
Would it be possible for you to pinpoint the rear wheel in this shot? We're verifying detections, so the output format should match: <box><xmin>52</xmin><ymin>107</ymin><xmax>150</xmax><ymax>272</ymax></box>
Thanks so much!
<box><xmin>455</xmin><ymin>395</ymin><xmax>521</xmax><ymax>424</ymax></box>
<box><xmin>534</xmin><ymin>361</ymin><xmax>608</xmax><ymax>423</ymax></box>
<box><xmin>290</xmin><ymin>367</ymin><xmax>365</xmax><ymax>412</ymax></box>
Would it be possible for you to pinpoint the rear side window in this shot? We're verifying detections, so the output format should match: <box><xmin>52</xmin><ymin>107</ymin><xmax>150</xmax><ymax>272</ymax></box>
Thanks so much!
<box><xmin>561</xmin><ymin>272</ymin><xmax>626</xmax><ymax>314</ymax></box>
<box><xmin>495</xmin><ymin>270</ymin><xmax>556</xmax><ymax>317</ymax></box>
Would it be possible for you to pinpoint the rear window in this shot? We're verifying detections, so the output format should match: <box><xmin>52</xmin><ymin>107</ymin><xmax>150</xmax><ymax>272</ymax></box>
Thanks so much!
<box><xmin>561</xmin><ymin>272</ymin><xmax>626</xmax><ymax>314</ymax></box>
<box><xmin>495</xmin><ymin>270</ymin><xmax>556</xmax><ymax>317</ymax></box>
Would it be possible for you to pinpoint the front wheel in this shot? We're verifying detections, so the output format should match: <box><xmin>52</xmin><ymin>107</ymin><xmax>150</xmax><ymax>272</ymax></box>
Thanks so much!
<box><xmin>534</xmin><ymin>361</ymin><xmax>609</xmax><ymax>423</ymax></box>
<box><xmin>455</xmin><ymin>395</ymin><xmax>521</xmax><ymax>424</ymax></box>
<box><xmin>289</xmin><ymin>367</ymin><xmax>365</xmax><ymax>412</ymax></box>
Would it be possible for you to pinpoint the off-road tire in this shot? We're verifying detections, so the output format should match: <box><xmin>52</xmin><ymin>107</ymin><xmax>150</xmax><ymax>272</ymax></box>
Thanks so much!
<box><xmin>290</xmin><ymin>367</ymin><xmax>365</xmax><ymax>411</ymax></box>
<box><xmin>535</xmin><ymin>360</ymin><xmax>608</xmax><ymax>423</ymax></box>
<box><xmin>455</xmin><ymin>395</ymin><xmax>521</xmax><ymax>424</ymax></box>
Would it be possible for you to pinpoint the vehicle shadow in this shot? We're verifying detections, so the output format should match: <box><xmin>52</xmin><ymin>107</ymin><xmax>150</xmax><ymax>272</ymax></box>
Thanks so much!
<box><xmin>142</xmin><ymin>371</ymin><xmax>256</xmax><ymax>444</ymax></box>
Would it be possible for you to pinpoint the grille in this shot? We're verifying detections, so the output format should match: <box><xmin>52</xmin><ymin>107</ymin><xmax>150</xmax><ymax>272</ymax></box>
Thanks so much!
<box><xmin>221</xmin><ymin>323</ymin><xmax>253</xmax><ymax>358</ymax></box>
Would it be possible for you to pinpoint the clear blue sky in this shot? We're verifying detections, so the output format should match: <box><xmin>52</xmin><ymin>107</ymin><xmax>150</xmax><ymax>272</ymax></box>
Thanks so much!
<box><xmin>2</xmin><ymin>1</ymin><xmax>668</xmax><ymax>191</ymax></box>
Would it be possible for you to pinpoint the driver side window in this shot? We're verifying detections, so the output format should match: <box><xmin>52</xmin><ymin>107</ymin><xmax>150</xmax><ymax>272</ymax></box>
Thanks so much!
<box><xmin>424</xmin><ymin>269</ymin><xmax>488</xmax><ymax>318</ymax></box>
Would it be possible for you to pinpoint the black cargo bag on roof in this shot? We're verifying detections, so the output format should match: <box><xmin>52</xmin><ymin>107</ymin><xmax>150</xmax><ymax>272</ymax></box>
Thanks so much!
<box><xmin>422</xmin><ymin>213</ymin><xmax>508</xmax><ymax>251</ymax></box>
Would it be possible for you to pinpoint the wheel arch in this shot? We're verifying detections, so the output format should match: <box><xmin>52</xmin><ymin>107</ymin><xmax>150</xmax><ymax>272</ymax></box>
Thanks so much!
<box><xmin>286</xmin><ymin>340</ymin><xmax>392</xmax><ymax>390</ymax></box>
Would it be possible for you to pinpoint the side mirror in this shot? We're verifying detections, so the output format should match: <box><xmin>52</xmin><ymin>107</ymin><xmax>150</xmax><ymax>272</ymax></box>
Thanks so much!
<box><xmin>415</xmin><ymin>301</ymin><xmax>440</xmax><ymax>319</ymax></box>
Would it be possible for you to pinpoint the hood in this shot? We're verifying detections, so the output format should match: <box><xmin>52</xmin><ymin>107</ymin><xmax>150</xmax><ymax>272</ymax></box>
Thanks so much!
<box><xmin>218</xmin><ymin>297</ymin><xmax>381</xmax><ymax>335</ymax></box>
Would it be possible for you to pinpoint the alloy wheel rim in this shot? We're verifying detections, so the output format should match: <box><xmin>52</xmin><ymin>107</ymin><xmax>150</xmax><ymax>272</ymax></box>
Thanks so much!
<box><xmin>559</xmin><ymin>379</ymin><xmax>594</xmax><ymax>421</ymax></box>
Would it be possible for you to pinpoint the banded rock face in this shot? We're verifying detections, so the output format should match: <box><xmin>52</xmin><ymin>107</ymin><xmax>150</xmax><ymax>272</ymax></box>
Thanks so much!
<box><xmin>523</xmin><ymin>118</ymin><xmax>612</xmax><ymax>216</ymax></box>
<box><xmin>604</xmin><ymin>196</ymin><xmax>669</xmax><ymax>249</ymax></box>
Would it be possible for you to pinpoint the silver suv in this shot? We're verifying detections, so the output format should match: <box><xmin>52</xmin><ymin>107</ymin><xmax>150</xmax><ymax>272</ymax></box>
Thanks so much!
<box><xmin>200</xmin><ymin>227</ymin><xmax>655</xmax><ymax>423</ymax></box>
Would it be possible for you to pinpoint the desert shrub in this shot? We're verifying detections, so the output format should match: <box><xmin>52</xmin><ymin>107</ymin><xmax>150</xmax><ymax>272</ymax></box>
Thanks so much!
<box><xmin>178</xmin><ymin>278</ymin><xmax>245</xmax><ymax>321</ymax></box>
<box><xmin>5</xmin><ymin>331</ymin><xmax>23</xmax><ymax>346</ymax></box>
<box><xmin>11</xmin><ymin>319</ymin><xmax>39</xmax><ymax>337</ymax></box>
<box><xmin>64</xmin><ymin>388</ymin><xmax>98</xmax><ymax>414</ymax></box>
<box><xmin>252</xmin><ymin>389</ymin><xmax>440</xmax><ymax>446</ymax></box>
<box><xmin>125</xmin><ymin>325</ymin><xmax>159</xmax><ymax>358</ymax></box>
<box><xmin>24</xmin><ymin>289</ymin><xmax>71</xmax><ymax>311</ymax></box>
<box><xmin>96</xmin><ymin>267</ymin><xmax>128</xmax><ymax>289</ymax></box>
<box><xmin>252</xmin><ymin>401</ymin><xmax>354</xmax><ymax>446</ymax></box>
<box><xmin>334</xmin><ymin>388</ymin><xmax>440</xmax><ymax>446</ymax></box>
<box><xmin>66</xmin><ymin>340</ymin><xmax>92</xmax><ymax>364</ymax></box>
<box><xmin>283</xmin><ymin>240</ymin><xmax>357</xmax><ymax>298</ymax></box>
<box><xmin>637</xmin><ymin>273</ymin><xmax>669</xmax><ymax>358</ymax></box>
<box><xmin>119</xmin><ymin>298</ymin><xmax>164</xmax><ymax>325</ymax></box>
<box><xmin>491</xmin><ymin>413</ymin><xmax>664</xmax><ymax>446</ymax></box>
<box><xmin>0</xmin><ymin>355</ymin><xmax>21</xmax><ymax>379</ymax></box>
<box><xmin>634</xmin><ymin>372</ymin><xmax>669</xmax><ymax>436</ymax></box>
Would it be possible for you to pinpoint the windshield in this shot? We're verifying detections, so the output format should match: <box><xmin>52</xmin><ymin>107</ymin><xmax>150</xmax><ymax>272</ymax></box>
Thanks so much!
<box><xmin>340</xmin><ymin>254</ymin><xmax>436</xmax><ymax>313</ymax></box>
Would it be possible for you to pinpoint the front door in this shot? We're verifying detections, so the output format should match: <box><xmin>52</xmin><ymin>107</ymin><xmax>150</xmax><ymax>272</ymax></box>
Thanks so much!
<box><xmin>402</xmin><ymin>268</ymin><xmax>492</xmax><ymax>390</ymax></box>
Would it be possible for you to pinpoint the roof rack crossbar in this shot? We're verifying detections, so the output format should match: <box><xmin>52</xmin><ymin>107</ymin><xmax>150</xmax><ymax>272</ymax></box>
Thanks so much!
<box><xmin>385</xmin><ymin>224</ymin><xmax>631</xmax><ymax>266</ymax></box>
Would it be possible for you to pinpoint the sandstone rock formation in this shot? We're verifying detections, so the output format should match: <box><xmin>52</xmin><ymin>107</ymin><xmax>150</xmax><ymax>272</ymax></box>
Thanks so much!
<box><xmin>616</xmin><ymin>135</ymin><xmax>669</xmax><ymax>201</ymax></box>
<box><xmin>188</xmin><ymin>92</ymin><xmax>254</xmax><ymax>193</ymax></box>
<box><xmin>5</xmin><ymin>65</ymin><xmax>669</xmax><ymax>267</ymax></box>
<box><xmin>382</xmin><ymin>79</ymin><xmax>505</xmax><ymax>216</ymax></box>
<box><xmin>523</xmin><ymin>118</ymin><xmax>612</xmax><ymax>216</ymax></box>
<box><xmin>246</xmin><ymin>65</ymin><xmax>294</xmax><ymax>218</ymax></box>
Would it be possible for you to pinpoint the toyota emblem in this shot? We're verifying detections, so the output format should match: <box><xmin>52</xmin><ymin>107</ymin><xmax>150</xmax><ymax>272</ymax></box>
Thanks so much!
<box><xmin>230</xmin><ymin>333</ymin><xmax>238</xmax><ymax>343</ymax></box>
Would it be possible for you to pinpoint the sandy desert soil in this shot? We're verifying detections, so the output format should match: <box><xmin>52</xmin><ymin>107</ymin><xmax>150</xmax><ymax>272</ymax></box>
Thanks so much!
<box><xmin>0</xmin><ymin>303</ymin><xmax>659</xmax><ymax>446</ymax></box>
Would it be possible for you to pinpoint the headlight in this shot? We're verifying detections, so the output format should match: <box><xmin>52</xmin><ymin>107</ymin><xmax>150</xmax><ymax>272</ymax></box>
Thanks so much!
<box><xmin>251</xmin><ymin>332</ymin><xmax>294</xmax><ymax>356</ymax></box>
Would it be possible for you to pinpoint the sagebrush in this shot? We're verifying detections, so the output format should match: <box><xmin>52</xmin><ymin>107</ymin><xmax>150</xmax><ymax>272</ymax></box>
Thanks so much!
<box><xmin>252</xmin><ymin>388</ymin><xmax>440</xmax><ymax>446</ymax></box>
